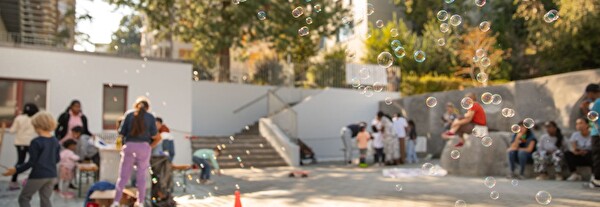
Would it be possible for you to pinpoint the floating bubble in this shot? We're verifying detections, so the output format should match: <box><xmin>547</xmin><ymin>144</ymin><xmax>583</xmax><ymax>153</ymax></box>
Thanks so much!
<box><xmin>390</xmin><ymin>40</ymin><xmax>402</xmax><ymax>50</ymax></box>
<box><xmin>306</xmin><ymin>17</ymin><xmax>313</xmax><ymax>24</ymax></box>
<box><xmin>445</xmin><ymin>0</ymin><xmax>455</xmax><ymax>3</ymax></box>
<box><xmin>490</xmin><ymin>191</ymin><xmax>499</xmax><ymax>200</ymax></box>
<box><xmin>476</xmin><ymin>72</ymin><xmax>488</xmax><ymax>83</ymax></box>
<box><xmin>473</xmin><ymin>56</ymin><xmax>480</xmax><ymax>63</ymax></box>
<box><xmin>393</xmin><ymin>46</ymin><xmax>406</xmax><ymax>58</ymax></box>
<box><xmin>472</xmin><ymin>127</ymin><xmax>485</xmax><ymax>137</ymax></box>
<box><xmin>298</xmin><ymin>26</ymin><xmax>309</xmax><ymax>36</ymax></box>
<box><xmin>536</xmin><ymin>191</ymin><xmax>552</xmax><ymax>205</ymax></box>
<box><xmin>460</xmin><ymin>97</ymin><xmax>474</xmax><ymax>110</ymax></box>
<box><xmin>479</xmin><ymin>21</ymin><xmax>491</xmax><ymax>32</ymax></box>
<box><xmin>414</xmin><ymin>50</ymin><xmax>426</xmax><ymax>63</ymax></box>
<box><xmin>421</xmin><ymin>163</ymin><xmax>435</xmax><ymax>175</ymax></box>
<box><xmin>232</xmin><ymin>0</ymin><xmax>240</xmax><ymax>4</ymax></box>
<box><xmin>257</xmin><ymin>11</ymin><xmax>266</xmax><ymax>20</ymax></box>
<box><xmin>475</xmin><ymin>0</ymin><xmax>486</xmax><ymax>7</ymax></box>
<box><xmin>455</xmin><ymin>200</ymin><xmax>467</xmax><ymax>207</ymax></box>
<box><xmin>437</xmin><ymin>10</ymin><xmax>449</xmax><ymax>21</ymax></box>
<box><xmin>544</xmin><ymin>10</ymin><xmax>559</xmax><ymax>23</ymax></box>
<box><xmin>314</xmin><ymin>4</ymin><xmax>322</xmax><ymax>13</ymax></box>
<box><xmin>384</xmin><ymin>97</ymin><xmax>394</xmax><ymax>105</ymax></box>
<box><xmin>587</xmin><ymin>111</ymin><xmax>599</xmax><ymax>121</ymax></box>
<box><xmin>480</xmin><ymin>92</ymin><xmax>493</xmax><ymax>104</ymax></box>
<box><xmin>511</xmin><ymin>179</ymin><xmax>519</xmax><ymax>186</ymax></box>
<box><xmin>450</xmin><ymin>150</ymin><xmax>461</xmax><ymax>159</ymax></box>
<box><xmin>361</xmin><ymin>31</ymin><xmax>372</xmax><ymax>40</ymax></box>
<box><xmin>359</xmin><ymin>68</ymin><xmax>370</xmax><ymax>80</ymax></box>
<box><xmin>390</xmin><ymin>29</ymin><xmax>399</xmax><ymax>37</ymax></box>
<box><xmin>484</xmin><ymin>176</ymin><xmax>496</xmax><ymax>188</ymax></box>
<box><xmin>476</xmin><ymin>49</ymin><xmax>486</xmax><ymax>58</ymax></box>
<box><xmin>440</xmin><ymin>23</ymin><xmax>450</xmax><ymax>33</ymax></box>
<box><xmin>364</xmin><ymin>86</ymin><xmax>374</xmax><ymax>97</ymax></box>
<box><xmin>376</xmin><ymin>20</ymin><xmax>384</xmax><ymax>28</ymax></box>
<box><xmin>482</xmin><ymin>136</ymin><xmax>493</xmax><ymax>147</ymax></box>
<box><xmin>511</xmin><ymin>124</ymin><xmax>521</xmax><ymax>133</ymax></box>
<box><xmin>426</xmin><ymin>97</ymin><xmax>438</xmax><ymax>108</ymax></box>
<box><xmin>377</xmin><ymin>52</ymin><xmax>394</xmax><ymax>68</ymax></box>
<box><xmin>491</xmin><ymin>94</ymin><xmax>502</xmax><ymax>105</ymax></box>
<box><xmin>437</xmin><ymin>38</ymin><xmax>446</xmax><ymax>46</ymax></box>
<box><xmin>351</xmin><ymin>77</ymin><xmax>361</xmax><ymax>87</ymax></box>
<box><xmin>113</xmin><ymin>97</ymin><xmax>118</xmax><ymax>102</ymax></box>
<box><xmin>358</xmin><ymin>85</ymin><xmax>367</xmax><ymax>94</ymax></box>
<box><xmin>342</xmin><ymin>16</ymin><xmax>351</xmax><ymax>25</ymax></box>
<box><xmin>235</xmin><ymin>184</ymin><xmax>240</xmax><ymax>189</ymax></box>
<box><xmin>367</xmin><ymin>3</ymin><xmax>374</xmax><ymax>15</ymax></box>
<box><xmin>480</xmin><ymin>57</ymin><xmax>491</xmax><ymax>68</ymax></box>
<box><xmin>292</xmin><ymin>7</ymin><xmax>304</xmax><ymax>18</ymax></box>
<box><xmin>449</xmin><ymin>15</ymin><xmax>462</xmax><ymax>26</ymax></box>
<box><xmin>395</xmin><ymin>184</ymin><xmax>403</xmax><ymax>191</ymax></box>
<box><xmin>373</xmin><ymin>82</ymin><xmax>384</xmax><ymax>92</ymax></box>
<box><xmin>502</xmin><ymin>108</ymin><xmax>516</xmax><ymax>118</ymax></box>
<box><xmin>523</xmin><ymin>118</ymin><xmax>535</xmax><ymax>129</ymax></box>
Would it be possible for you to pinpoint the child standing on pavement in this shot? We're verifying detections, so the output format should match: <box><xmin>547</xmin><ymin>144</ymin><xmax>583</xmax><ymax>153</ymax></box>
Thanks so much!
<box><xmin>356</xmin><ymin>126</ymin><xmax>371</xmax><ymax>167</ymax></box>
<box><xmin>371</xmin><ymin>125</ymin><xmax>385</xmax><ymax>166</ymax></box>
<box><xmin>59</xmin><ymin>139</ymin><xmax>80</xmax><ymax>198</ymax></box>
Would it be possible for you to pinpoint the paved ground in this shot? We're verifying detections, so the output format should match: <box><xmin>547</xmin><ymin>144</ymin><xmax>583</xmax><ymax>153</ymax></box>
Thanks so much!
<box><xmin>1</xmin><ymin>161</ymin><xmax>599</xmax><ymax>206</ymax></box>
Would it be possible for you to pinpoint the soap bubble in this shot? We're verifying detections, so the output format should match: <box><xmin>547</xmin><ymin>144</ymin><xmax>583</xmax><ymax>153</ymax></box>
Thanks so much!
<box><xmin>393</xmin><ymin>47</ymin><xmax>406</xmax><ymax>58</ymax></box>
<box><xmin>390</xmin><ymin>40</ymin><xmax>402</xmax><ymax>50</ymax></box>
<box><xmin>523</xmin><ymin>118</ymin><xmax>535</xmax><ymax>129</ymax></box>
<box><xmin>376</xmin><ymin>20</ymin><xmax>384</xmax><ymax>28</ymax></box>
<box><xmin>587</xmin><ymin>111</ymin><xmax>599</xmax><ymax>121</ymax></box>
<box><xmin>351</xmin><ymin>77</ymin><xmax>361</xmax><ymax>87</ymax></box>
<box><xmin>314</xmin><ymin>4</ymin><xmax>322</xmax><ymax>12</ymax></box>
<box><xmin>292</xmin><ymin>7</ymin><xmax>304</xmax><ymax>18</ymax></box>
<box><xmin>455</xmin><ymin>200</ymin><xmax>466</xmax><ymax>207</ymax></box>
<box><xmin>395</xmin><ymin>184</ymin><xmax>403</xmax><ymax>191</ymax></box>
<box><xmin>358</xmin><ymin>85</ymin><xmax>366</xmax><ymax>94</ymax></box>
<box><xmin>491</xmin><ymin>94</ymin><xmax>502</xmax><ymax>105</ymax></box>
<box><xmin>366</xmin><ymin>3</ymin><xmax>374</xmax><ymax>15</ymax></box>
<box><xmin>502</xmin><ymin>108</ymin><xmax>515</xmax><ymax>118</ymax></box>
<box><xmin>377</xmin><ymin>52</ymin><xmax>394</xmax><ymax>68</ymax></box>
<box><xmin>479</xmin><ymin>21</ymin><xmax>491</xmax><ymax>32</ymax></box>
<box><xmin>372</xmin><ymin>82</ymin><xmax>384</xmax><ymax>92</ymax></box>
<box><xmin>476</xmin><ymin>72</ymin><xmax>488</xmax><ymax>83</ymax></box>
<box><xmin>535</xmin><ymin>191</ymin><xmax>552</xmax><ymax>205</ymax></box>
<box><xmin>511</xmin><ymin>124</ymin><xmax>521</xmax><ymax>133</ymax></box>
<box><xmin>490</xmin><ymin>191</ymin><xmax>499</xmax><ymax>200</ymax></box>
<box><xmin>449</xmin><ymin>14</ymin><xmax>462</xmax><ymax>26</ymax></box>
<box><xmin>414</xmin><ymin>50</ymin><xmax>426</xmax><ymax>63</ymax></box>
<box><xmin>460</xmin><ymin>97</ymin><xmax>474</xmax><ymax>110</ymax></box>
<box><xmin>421</xmin><ymin>163</ymin><xmax>435</xmax><ymax>175</ymax></box>
<box><xmin>257</xmin><ymin>11</ymin><xmax>266</xmax><ymax>20</ymax></box>
<box><xmin>480</xmin><ymin>57</ymin><xmax>491</xmax><ymax>68</ymax></box>
<box><xmin>385</xmin><ymin>97</ymin><xmax>393</xmax><ymax>105</ymax></box>
<box><xmin>364</xmin><ymin>87</ymin><xmax>374</xmax><ymax>97</ymax></box>
<box><xmin>475</xmin><ymin>0</ymin><xmax>486</xmax><ymax>7</ymax></box>
<box><xmin>473</xmin><ymin>56</ymin><xmax>480</xmax><ymax>63</ymax></box>
<box><xmin>361</xmin><ymin>31</ymin><xmax>372</xmax><ymax>40</ymax></box>
<box><xmin>544</xmin><ymin>10</ymin><xmax>559</xmax><ymax>23</ymax></box>
<box><xmin>481</xmin><ymin>136</ymin><xmax>492</xmax><ymax>147</ymax></box>
<box><xmin>445</xmin><ymin>0</ymin><xmax>455</xmax><ymax>3</ymax></box>
<box><xmin>390</xmin><ymin>29</ymin><xmax>399</xmax><ymax>37</ymax></box>
<box><xmin>437</xmin><ymin>38</ymin><xmax>446</xmax><ymax>46</ymax></box>
<box><xmin>437</xmin><ymin>10</ymin><xmax>449</xmax><ymax>21</ymax></box>
<box><xmin>426</xmin><ymin>97</ymin><xmax>438</xmax><ymax>108</ymax></box>
<box><xmin>472</xmin><ymin>127</ymin><xmax>485</xmax><ymax>137</ymax></box>
<box><xmin>511</xmin><ymin>179</ymin><xmax>519</xmax><ymax>186</ymax></box>
<box><xmin>359</xmin><ymin>68</ymin><xmax>370</xmax><ymax>80</ymax></box>
<box><xmin>476</xmin><ymin>49</ymin><xmax>486</xmax><ymax>58</ymax></box>
<box><xmin>298</xmin><ymin>26</ymin><xmax>309</xmax><ymax>36</ymax></box>
<box><xmin>484</xmin><ymin>176</ymin><xmax>496</xmax><ymax>188</ymax></box>
<box><xmin>306</xmin><ymin>17</ymin><xmax>313</xmax><ymax>24</ymax></box>
<box><xmin>440</xmin><ymin>23</ymin><xmax>450</xmax><ymax>33</ymax></box>
<box><xmin>232</xmin><ymin>0</ymin><xmax>240</xmax><ymax>4</ymax></box>
<box><xmin>481</xmin><ymin>92</ymin><xmax>493</xmax><ymax>104</ymax></box>
<box><xmin>450</xmin><ymin>150</ymin><xmax>461</xmax><ymax>159</ymax></box>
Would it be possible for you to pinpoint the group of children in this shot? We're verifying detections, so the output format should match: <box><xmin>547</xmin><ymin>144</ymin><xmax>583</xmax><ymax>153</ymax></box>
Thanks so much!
<box><xmin>356</xmin><ymin>120</ymin><xmax>418</xmax><ymax>167</ymax></box>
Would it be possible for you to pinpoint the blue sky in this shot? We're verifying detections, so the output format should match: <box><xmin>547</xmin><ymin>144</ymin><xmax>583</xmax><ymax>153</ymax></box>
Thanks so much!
<box><xmin>75</xmin><ymin>0</ymin><xmax>132</xmax><ymax>51</ymax></box>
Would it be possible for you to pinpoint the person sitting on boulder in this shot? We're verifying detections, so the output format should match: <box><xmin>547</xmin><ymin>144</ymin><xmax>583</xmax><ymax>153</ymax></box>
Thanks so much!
<box><xmin>507</xmin><ymin>121</ymin><xmax>537</xmax><ymax>180</ymax></box>
<box><xmin>532</xmin><ymin>121</ymin><xmax>567</xmax><ymax>181</ymax></box>
<box><xmin>565</xmin><ymin>118</ymin><xmax>593</xmax><ymax>181</ymax></box>
<box><xmin>442</xmin><ymin>93</ymin><xmax>487</xmax><ymax>147</ymax></box>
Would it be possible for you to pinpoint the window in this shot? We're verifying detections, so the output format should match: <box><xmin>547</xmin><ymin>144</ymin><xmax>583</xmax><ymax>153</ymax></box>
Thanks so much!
<box><xmin>103</xmin><ymin>84</ymin><xmax>127</xmax><ymax>130</ymax></box>
<box><xmin>0</xmin><ymin>78</ymin><xmax>47</xmax><ymax>125</ymax></box>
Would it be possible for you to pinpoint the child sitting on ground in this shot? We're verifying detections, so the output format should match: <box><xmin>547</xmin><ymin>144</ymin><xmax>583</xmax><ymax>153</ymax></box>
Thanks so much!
<box><xmin>59</xmin><ymin>139</ymin><xmax>80</xmax><ymax>198</ymax></box>
<box><xmin>356</xmin><ymin>125</ymin><xmax>371</xmax><ymax>167</ymax></box>
<box><xmin>2</xmin><ymin>111</ymin><xmax>61</xmax><ymax>207</ymax></box>
<box><xmin>371</xmin><ymin>125</ymin><xmax>385</xmax><ymax>166</ymax></box>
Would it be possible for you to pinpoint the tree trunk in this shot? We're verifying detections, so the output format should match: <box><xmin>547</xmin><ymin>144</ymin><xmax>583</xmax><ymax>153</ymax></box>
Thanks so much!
<box><xmin>217</xmin><ymin>48</ymin><xmax>231</xmax><ymax>82</ymax></box>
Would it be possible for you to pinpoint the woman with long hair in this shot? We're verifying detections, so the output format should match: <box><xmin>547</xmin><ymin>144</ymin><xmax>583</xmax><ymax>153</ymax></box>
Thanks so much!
<box><xmin>4</xmin><ymin>103</ymin><xmax>39</xmax><ymax>190</ymax></box>
<box><xmin>55</xmin><ymin>100</ymin><xmax>91</xmax><ymax>141</ymax></box>
<box><xmin>113</xmin><ymin>97</ymin><xmax>160</xmax><ymax>207</ymax></box>
<box><xmin>532</xmin><ymin>121</ymin><xmax>567</xmax><ymax>180</ymax></box>
<box><xmin>507</xmin><ymin>121</ymin><xmax>537</xmax><ymax>179</ymax></box>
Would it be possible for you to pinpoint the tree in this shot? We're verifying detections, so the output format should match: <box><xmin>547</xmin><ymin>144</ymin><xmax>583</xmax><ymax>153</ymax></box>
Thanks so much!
<box><xmin>108</xmin><ymin>14</ymin><xmax>143</xmax><ymax>56</ymax></box>
<box><xmin>453</xmin><ymin>26</ymin><xmax>509</xmax><ymax>82</ymax></box>
<box><xmin>307</xmin><ymin>46</ymin><xmax>347</xmax><ymax>88</ymax></box>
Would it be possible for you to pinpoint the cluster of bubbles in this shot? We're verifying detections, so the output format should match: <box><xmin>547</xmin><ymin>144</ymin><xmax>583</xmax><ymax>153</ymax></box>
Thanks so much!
<box><xmin>543</xmin><ymin>10</ymin><xmax>559</xmax><ymax>23</ymax></box>
<box><xmin>480</xmin><ymin>92</ymin><xmax>502</xmax><ymax>105</ymax></box>
<box><xmin>352</xmin><ymin>68</ymin><xmax>388</xmax><ymax>98</ymax></box>
<box><xmin>501</xmin><ymin>108</ymin><xmax>516</xmax><ymax>118</ymax></box>
<box><xmin>474</xmin><ymin>48</ymin><xmax>492</xmax><ymax>69</ymax></box>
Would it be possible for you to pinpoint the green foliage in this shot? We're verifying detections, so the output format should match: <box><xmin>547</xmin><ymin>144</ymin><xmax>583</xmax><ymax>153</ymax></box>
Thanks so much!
<box><xmin>252</xmin><ymin>58</ymin><xmax>284</xmax><ymax>86</ymax></box>
<box><xmin>401</xmin><ymin>72</ymin><xmax>507</xmax><ymax>96</ymax></box>
<box><xmin>307</xmin><ymin>46</ymin><xmax>347</xmax><ymax>88</ymax></box>
<box><xmin>108</xmin><ymin>14</ymin><xmax>142</xmax><ymax>56</ymax></box>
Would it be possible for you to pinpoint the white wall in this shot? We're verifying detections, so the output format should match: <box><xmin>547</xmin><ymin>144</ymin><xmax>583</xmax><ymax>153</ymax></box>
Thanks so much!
<box><xmin>0</xmin><ymin>46</ymin><xmax>193</xmax><ymax>168</ymax></box>
<box><xmin>191</xmin><ymin>81</ymin><xmax>320</xmax><ymax>136</ymax></box>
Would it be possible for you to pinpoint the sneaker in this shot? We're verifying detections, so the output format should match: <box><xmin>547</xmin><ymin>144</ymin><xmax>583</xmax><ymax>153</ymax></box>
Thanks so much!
<box><xmin>567</xmin><ymin>173</ymin><xmax>582</xmax><ymax>181</ymax></box>
<box><xmin>454</xmin><ymin>141</ymin><xmax>464</xmax><ymax>148</ymax></box>
<box><xmin>590</xmin><ymin>178</ymin><xmax>600</xmax><ymax>188</ymax></box>
<box><xmin>203</xmin><ymin>180</ymin><xmax>215</xmax><ymax>185</ymax></box>
<box><xmin>8</xmin><ymin>182</ymin><xmax>20</xmax><ymax>191</ymax></box>
<box><xmin>68</xmin><ymin>183</ymin><xmax>78</xmax><ymax>190</ymax></box>
<box><xmin>536</xmin><ymin>174</ymin><xmax>549</xmax><ymax>180</ymax></box>
<box><xmin>555</xmin><ymin>174</ymin><xmax>564</xmax><ymax>181</ymax></box>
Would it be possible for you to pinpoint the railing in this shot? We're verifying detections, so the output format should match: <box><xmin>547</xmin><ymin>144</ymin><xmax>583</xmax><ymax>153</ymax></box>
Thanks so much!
<box><xmin>0</xmin><ymin>32</ymin><xmax>60</xmax><ymax>48</ymax></box>
<box><xmin>267</xmin><ymin>90</ymin><xmax>298</xmax><ymax>142</ymax></box>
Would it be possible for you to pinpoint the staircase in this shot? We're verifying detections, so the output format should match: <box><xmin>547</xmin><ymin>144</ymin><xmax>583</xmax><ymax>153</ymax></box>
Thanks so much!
<box><xmin>190</xmin><ymin>122</ymin><xmax>288</xmax><ymax>169</ymax></box>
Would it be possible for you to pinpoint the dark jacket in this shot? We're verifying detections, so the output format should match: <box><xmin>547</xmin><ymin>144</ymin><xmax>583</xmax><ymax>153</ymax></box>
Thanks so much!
<box><xmin>55</xmin><ymin>112</ymin><xmax>91</xmax><ymax>140</ymax></box>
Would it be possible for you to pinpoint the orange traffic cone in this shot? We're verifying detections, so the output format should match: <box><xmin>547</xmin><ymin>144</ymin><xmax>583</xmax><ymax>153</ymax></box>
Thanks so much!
<box><xmin>234</xmin><ymin>190</ymin><xmax>242</xmax><ymax>207</ymax></box>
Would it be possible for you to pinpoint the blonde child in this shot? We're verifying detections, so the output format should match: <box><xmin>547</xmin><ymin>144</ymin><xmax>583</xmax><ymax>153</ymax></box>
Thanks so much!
<box><xmin>59</xmin><ymin>139</ymin><xmax>80</xmax><ymax>198</ymax></box>
<box><xmin>356</xmin><ymin>126</ymin><xmax>371</xmax><ymax>167</ymax></box>
<box><xmin>3</xmin><ymin>111</ymin><xmax>61</xmax><ymax>207</ymax></box>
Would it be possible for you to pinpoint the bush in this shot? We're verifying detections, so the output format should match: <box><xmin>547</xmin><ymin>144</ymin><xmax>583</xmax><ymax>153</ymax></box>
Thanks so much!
<box><xmin>400</xmin><ymin>72</ymin><xmax>507</xmax><ymax>96</ymax></box>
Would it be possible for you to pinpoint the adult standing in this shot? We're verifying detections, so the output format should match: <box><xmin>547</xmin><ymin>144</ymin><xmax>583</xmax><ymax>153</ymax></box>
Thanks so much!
<box><xmin>392</xmin><ymin>113</ymin><xmax>408</xmax><ymax>164</ymax></box>
<box><xmin>113</xmin><ymin>98</ymin><xmax>160</xmax><ymax>206</ymax></box>
<box><xmin>587</xmin><ymin>84</ymin><xmax>600</xmax><ymax>187</ymax></box>
<box><xmin>55</xmin><ymin>100</ymin><xmax>91</xmax><ymax>141</ymax></box>
<box><xmin>340</xmin><ymin>122</ymin><xmax>366</xmax><ymax>164</ymax></box>
<box><xmin>373</xmin><ymin>111</ymin><xmax>397</xmax><ymax>165</ymax></box>
<box><xmin>4</xmin><ymin>103</ymin><xmax>39</xmax><ymax>190</ymax></box>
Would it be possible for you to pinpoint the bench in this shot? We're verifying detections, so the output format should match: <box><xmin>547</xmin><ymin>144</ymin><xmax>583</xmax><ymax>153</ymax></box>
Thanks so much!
<box><xmin>172</xmin><ymin>164</ymin><xmax>192</xmax><ymax>193</ymax></box>
<box><xmin>78</xmin><ymin>163</ymin><xmax>99</xmax><ymax>197</ymax></box>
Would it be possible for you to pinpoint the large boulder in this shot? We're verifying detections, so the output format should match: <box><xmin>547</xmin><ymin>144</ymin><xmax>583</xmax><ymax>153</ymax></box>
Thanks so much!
<box><xmin>440</xmin><ymin>131</ymin><xmax>513</xmax><ymax>176</ymax></box>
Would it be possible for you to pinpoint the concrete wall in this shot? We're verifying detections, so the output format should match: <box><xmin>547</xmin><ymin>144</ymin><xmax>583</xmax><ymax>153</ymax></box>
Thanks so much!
<box><xmin>0</xmin><ymin>46</ymin><xmax>193</xmax><ymax>167</ymax></box>
<box><xmin>191</xmin><ymin>81</ymin><xmax>321</xmax><ymax>136</ymax></box>
<box><xmin>380</xmin><ymin>69</ymin><xmax>600</xmax><ymax>157</ymax></box>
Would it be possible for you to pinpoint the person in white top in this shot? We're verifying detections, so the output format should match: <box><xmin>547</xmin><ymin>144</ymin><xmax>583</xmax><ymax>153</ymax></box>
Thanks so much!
<box><xmin>393</xmin><ymin>113</ymin><xmax>408</xmax><ymax>164</ymax></box>
<box><xmin>372</xmin><ymin>111</ymin><xmax>397</xmax><ymax>165</ymax></box>
<box><xmin>3</xmin><ymin>103</ymin><xmax>39</xmax><ymax>190</ymax></box>
<box><xmin>371</xmin><ymin>125</ymin><xmax>385</xmax><ymax>166</ymax></box>
<box><xmin>532</xmin><ymin>121</ymin><xmax>567</xmax><ymax>181</ymax></box>
<box><xmin>565</xmin><ymin>118</ymin><xmax>593</xmax><ymax>181</ymax></box>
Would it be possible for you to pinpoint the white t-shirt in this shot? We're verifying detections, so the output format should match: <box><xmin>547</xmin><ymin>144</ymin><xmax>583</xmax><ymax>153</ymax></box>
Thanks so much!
<box><xmin>537</xmin><ymin>134</ymin><xmax>559</xmax><ymax>152</ymax></box>
<box><xmin>393</xmin><ymin>117</ymin><xmax>408</xmax><ymax>138</ymax></box>
<box><xmin>570</xmin><ymin>131</ymin><xmax>592</xmax><ymax>151</ymax></box>
<box><xmin>372</xmin><ymin>132</ymin><xmax>384</xmax><ymax>148</ymax></box>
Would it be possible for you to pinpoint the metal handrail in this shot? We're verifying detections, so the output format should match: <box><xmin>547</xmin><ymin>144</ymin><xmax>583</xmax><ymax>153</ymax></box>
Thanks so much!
<box><xmin>232</xmin><ymin>86</ymin><xmax>283</xmax><ymax>114</ymax></box>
